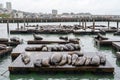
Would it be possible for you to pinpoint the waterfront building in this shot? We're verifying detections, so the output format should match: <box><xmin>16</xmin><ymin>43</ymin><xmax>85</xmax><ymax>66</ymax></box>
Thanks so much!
<box><xmin>0</xmin><ymin>3</ymin><xmax>3</xmax><ymax>9</ymax></box>
<box><xmin>6</xmin><ymin>2</ymin><xmax>12</xmax><ymax>12</ymax></box>
<box><xmin>52</xmin><ymin>9</ymin><xmax>57</xmax><ymax>15</ymax></box>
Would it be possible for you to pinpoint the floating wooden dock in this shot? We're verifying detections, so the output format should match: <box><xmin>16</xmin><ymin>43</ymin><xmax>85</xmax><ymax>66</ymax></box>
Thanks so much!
<box><xmin>0</xmin><ymin>41</ymin><xmax>20</xmax><ymax>46</ymax></box>
<box><xmin>0</xmin><ymin>47</ymin><xmax>12</xmax><ymax>57</ymax></box>
<box><xmin>73</xmin><ymin>30</ymin><xmax>105</xmax><ymax>35</ymax></box>
<box><xmin>94</xmin><ymin>37</ymin><xmax>120</xmax><ymax>46</ymax></box>
<box><xmin>112</xmin><ymin>42</ymin><xmax>120</xmax><ymax>51</ymax></box>
<box><xmin>9</xmin><ymin>52</ymin><xmax>114</xmax><ymax>74</ymax></box>
<box><xmin>27</xmin><ymin>40</ymin><xmax>79</xmax><ymax>44</ymax></box>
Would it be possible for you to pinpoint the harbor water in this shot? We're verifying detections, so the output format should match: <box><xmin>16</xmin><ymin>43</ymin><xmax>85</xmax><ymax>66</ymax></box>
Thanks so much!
<box><xmin>0</xmin><ymin>22</ymin><xmax>120</xmax><ymax>80</ymax></box>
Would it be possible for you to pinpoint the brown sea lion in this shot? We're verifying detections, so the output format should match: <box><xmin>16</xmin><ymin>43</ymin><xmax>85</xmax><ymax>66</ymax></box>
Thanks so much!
<box><xmin>21</xmin><ymin>53</ymin><xmax>30</xmax><ymax>65</ymax></box>
<box><xmin>84</xmin><ymin>57</ymin><xmax>91</xmax><ymax>66</ymax></box>
<box><xmin>59</xmin><ymin>54</ymin><xmax>68</xmax><ymax>66</ymax></box>
<box><xmin>75</xmin><ymin>56</ymin><xmax>86</xmax><ymax>66</ymax></box>
<box><xmin>71</xmin><ymin>54</ymin><xmax>78</xmax><ymax>65</ymax></box>
<box><xmin>50</xmin><ymin>53</ymin><xmax>62</xmax><ymax>65</ymax></box>
<box><xmin>41</xmin><ymin>58</ymin><xmax>50</xmax><ymax>67</ymax></box>
<box><xmin>91</xmin><ymin>56</ymin><xmax>100</xmax><ymax>66</ymax></box>
<box><xmin>99</xmin><ymin>55</ymin><xmax>106</xmax><ymax>65</ymax></box>
<box><xmin>67</xmin><ymin>55</ymin><xmax>72</xmax><ymax>65</ymax></box>
<box><xmin>34</xmin><ymin>59</ymin><xmax>42</xmax><ymax>67</ymax></box>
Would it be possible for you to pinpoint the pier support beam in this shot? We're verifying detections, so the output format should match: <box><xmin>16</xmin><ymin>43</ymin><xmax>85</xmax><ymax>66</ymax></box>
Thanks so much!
<box><xmin>117</xmin><ymin>22</ymin><xmax>119</xmax><ymax>32</ymax></box>
<box><xmin>85</xmin><ymin>20</ymin><xmax>87</xmax><ymax>30</ymax></box>
<box><xmin>17</xmin><ymin>22</ymin><xmax>19</xmax><ymax>30</ymax></box>
<box><xmin>7</xmin><ymin>20</ymin><xmax>10</xmax><ymax>41</ymax></box>
<box><xmin>108</xmin><ymin>21</ymin><xmax>110</xmax><ymax>30</ymax></box>
<box><xmin>93</xmin><ymin>19</ymin><xmax>95</xmax><ymax>31</ymax></box>
<box><xmin>82</xmin><ymin>20</ymin><xmax>84</xmax><ymax>29</ymax></box>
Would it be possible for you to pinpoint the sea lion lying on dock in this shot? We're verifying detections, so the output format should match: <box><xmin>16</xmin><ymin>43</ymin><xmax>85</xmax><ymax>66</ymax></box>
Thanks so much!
<box><xmin>0</xmin><ymin>44</ymin><xmax>7</xmax><ymax>50</ymax></box>
<box><xmin>59</xmin><ymin>54</ymin><xmax>68</xmax><ymax>66</ymax></box>
<box><xmin>69</xmin><ymin>38</ymin><xmax>80</xmax><ymax>43</ymax></box>
<box><xmin>95</xmin><ymin>33</ymin><xmax>108</xmax><ymax>40</ymax></box>
<box><xmin>91</xmin><ymin>55</ymin><xmax>100</xmax><ymax>66</ymax></box>
<box><xmin>67</xmin><ymin>55</ymin><xmax>72</xmax><ymax>65</ymax></box>
<box><xmin>41</xmin><ymin>58</ymin><xmax>50</xmax><ymax>67</ymax></box>
<box><xmin>59</xmin><ymin>36</ymin><xmax>68</xmax><ymax>41</ymax></box>
<box><xmin>10</xmin><ymin>37</ymin><xmax>20</xmax><ymax>42</ymax></box>
<box><xmin>98</xmin><ymin>55</ymin><xmax>106</xmax><ymax>65</ymax></box>
<box><xmin>75</xmin><ymin>56</ymin><xmax>86</xmax><ymax>66</ymax></box>
<box><xmin>71</xmin><ymin>54</ymin><xmax>78</xmax><ymax>65</ymax></box>
<box><xmin>33</xmin><ymin>33</ymin><xmax>43</xmax><ymax>40</ymax></box>
<box><xmin>50</xmin><ymin>53</ymin><xmax>62</xmax><ymax>65</ymax></box>
<box><xmin>21</xmin><ymin>53</ymin><xmax>30</xmax><ymax>65</ymax></box>
<box><xmin>34</xmin><ymin>59</ymin><xmax>42</xmax><ymax>67</ymax></box>
<box><xmin>84</xmin><ymin>57</ymin><xmax>91</xmax><ymax>66</ymax></box>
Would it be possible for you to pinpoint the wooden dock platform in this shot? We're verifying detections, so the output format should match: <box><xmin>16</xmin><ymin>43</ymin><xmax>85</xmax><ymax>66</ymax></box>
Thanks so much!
<box><xmin>0</xmin><ymin>41</ymin><xmax>20</xmax><ymax>46</ymax></box>
<box><xmin>73</xmin><ymin>30</ymin><xmax>105</xmax><ymax>35</ymax></box>
<box><xmin>0</xmin><ymin>47</ymin><xmax>12</xmax><ymax>57</ymax></box>
<box><xmin>112</xmin><ymin>42</ymin><xmax>120</xmax><ymax>51</ymax></box>
<box><xmin>9</xmin><ymin>52</ymin><xmax>114</xmax><ymax>74</ymax></box>
<box><xmin>95</xmin><ymin>38</ymin><xmax>120</xmax><ymax>46</ymax></box>
<box><xmin>27</xmin><ymin>40</ymin><xmax>79</xmax><ymax>44</ymax></box>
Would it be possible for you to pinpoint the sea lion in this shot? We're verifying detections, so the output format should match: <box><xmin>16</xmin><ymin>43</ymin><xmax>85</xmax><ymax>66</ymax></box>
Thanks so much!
<box><xmin>67</xmin><ymin>55</ymin><xmax>72</xmax><ymax>65</ymax></box>
<box><xmin>0</xmin><ymin>44</ymin><xmax>7</xmax><ymax>50</ymax></box>
<box><xmin>21</xmin><ymin>53</ymin><xmax>30</xmax><ymax>65</ymax></box>
<box><xmin>69</xmin><ymin>38</ymin><xmax>79</xmax><ymax>43</ymax></box>
<box><xmin>65</xmin><ymin>44</ymin><xmax>74</xmax><ymax>51</ymax></box>
<box><xmin>50</xmin><ymin>53</ymin><xmax>62</xmax><ymax>65</ymax></box>
<box><xmin>74</xmin><ymin>51</ymin><xmax>83</xmax><ymax>56</ymax></box>
<box><xmin>62</xmin><ymin>45</ymin><xmax>69</xmax><ymax>51</ymax></box>
<box><xmin>10</xmin><ymin>37</ymin><xmax>20</xmax><ymax>42</ymax></box>
<box><xmin>59</xmin><ymin>36</ymin><xmax>68</xmax><ymax>41</ymax></box>
<box><xmin>42</xmin><ymin>46</ymin><xmax>48</xmax><ymax>51</ymax></box>
<box><xmin>41</xmin><ymin>58</ymin><xmax>50</xmax><ymax>67</ymax></box>
<box><xmin>59</xmin><ymin>54</ymin><xmax>68</xmax><ymax>66</ymax></box>
<box><xmin>84</xmin><ymin>57</ymin><xmax>91</xmax><ymax>66</ymax></box>
<box><xmin>59</xmin><ymin>45</ymin><xmax>64</xmax><ymax>51</ymax></box>
<box><xmin>91</xmin><ymin>56</ymin><xmax>100</xmax><ymax>66</ymax></box>
<box><xmin>51</xmin><ymin>46</ymin><xmax>57</xmax><ymax>51</ymax></box>
<box><xmin>71</xmin><ymin>54</ymin><xmax>78</xmax><ymax>65</ymax></box>
<box><xmin>34</xmin><ymin>59</ymin><xmax>42</xmax><ymax>67</ymax></box>
<box><xmin>33</xmin><ymin>33</ymin><xmax>43</xmax><ymax>40</ymax></box>
<box><xmin>99</xmin><ymin>55</ymin><xmax>106</xmax><ymax>65</ymax></box>
<box><xmin>75</xmin><ymin>56</ymin><xmax>86</xmax><ymax>66</ymax></box>
<box><xmin>74</xmin><ymin>44</ymin><xmax>81</xmax><ymax>50</ymax></box>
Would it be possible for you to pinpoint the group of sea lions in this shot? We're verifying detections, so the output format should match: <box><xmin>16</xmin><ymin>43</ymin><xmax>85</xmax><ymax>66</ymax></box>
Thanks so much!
<box><xmin>34</xmin><ymin>52</ymin><xmax>106</xmax><ymax>67</ymax></box>
<box><xmin>25</xmin><ymin>43</ymin><xmax>80</xmax><ymax>51</ymax></box>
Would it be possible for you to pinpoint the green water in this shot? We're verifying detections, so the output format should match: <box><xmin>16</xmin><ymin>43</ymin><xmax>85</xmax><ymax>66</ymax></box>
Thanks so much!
<box><xmin>0</xmin><ymin>22</ymin><xmax>120</xmax><ymax>80</ymax></box>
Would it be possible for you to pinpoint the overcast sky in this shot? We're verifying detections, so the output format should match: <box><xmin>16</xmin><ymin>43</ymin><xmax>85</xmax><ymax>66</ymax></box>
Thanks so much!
<box><xmin>1</xmin><ymin>0</ymin><xmax>120</xmax><ymax>15</ymax></box>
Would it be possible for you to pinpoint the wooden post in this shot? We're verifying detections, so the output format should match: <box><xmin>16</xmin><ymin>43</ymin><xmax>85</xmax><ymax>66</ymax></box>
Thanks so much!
<box><xmin>85</xmin><ymin>20</ymin><xmax>87</xmax><ymax>30</ymax></box>
<box><xmin>117</xmin><ymin>21</ymin><xmax>119</xmax><ymax>32</ymax></box>
<box><xmin>27</xmin><ymin>19</ymin><xmax>29</xmax><ymax>26</ymax></box>
<box><xmin>82</xmin><ymin>20</ymin><xmax>84</xmax><ymax>29</ymax></box>
<box><xmin>17</xmin><ymin>22</ymin><xmax>19</xmax><ymax>30</ymax></box>
<box><xmin>79</xmin><ymin>18</ymin><xmax>81</xmax><ymax>26</ymax></box>
<box><xmin>93</xmin><ymin>19</ymin><xmax>95</xmax><ymax>31</ymax></box>
<box><xmin>7</xmin><ymin>20</ymin><xmax>10</xmax><ymax>42</ymax></box>
<box><xmin>24</xmin><ymin>18</ymin><xmax>26</xmax><ymax>27</ymax></box>
<box><xmin>108</xmin><ymin>21</ymin><xmax>110</xmax><ymax>29</ymax></box>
